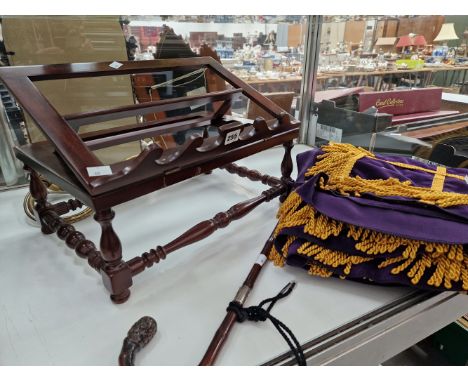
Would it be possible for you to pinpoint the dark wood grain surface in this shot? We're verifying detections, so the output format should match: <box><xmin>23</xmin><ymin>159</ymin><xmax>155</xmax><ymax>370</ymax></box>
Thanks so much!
<box><xmin>1</xmin><ymin>57</ymin><xmax>299</xmax><ymax>200</ymax></box>
<box><xmin>4</xmin><ymin>57</ymin><xmax>300</xmax><ymax>303</ymax></box>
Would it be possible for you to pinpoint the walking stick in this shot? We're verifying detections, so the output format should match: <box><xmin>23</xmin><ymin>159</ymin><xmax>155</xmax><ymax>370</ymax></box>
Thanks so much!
<box><xmin>119</xmin><ymin>226</ymin><xmax>305</xmax><ymax>366</ymax></box>
<box><xmin>117</xmin><ymin>232</ymin><xmax>274</xmax><ymax>367</ymax></box>
<box><xmin>199</xmin><ymin>228</ymin><xmax>276</xmax><ymax>366</ymax></box>
<box><xmin>119</xmin><ymin>316</ymin><xmax>157</xmax><ymax>366</ymax></box>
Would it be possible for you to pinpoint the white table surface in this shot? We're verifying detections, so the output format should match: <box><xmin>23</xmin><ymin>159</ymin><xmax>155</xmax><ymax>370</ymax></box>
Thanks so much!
<box><xmin>0</xmin><ymin>144</ymin><xmax>462</xmax><ymax>366</ymax></box>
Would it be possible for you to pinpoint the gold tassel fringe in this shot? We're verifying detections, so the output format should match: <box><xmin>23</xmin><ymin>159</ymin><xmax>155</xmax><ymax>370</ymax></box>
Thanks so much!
<box><xmin>269</xmin><ymin>190</ymin><xmax>468</xmax><ymax>290</ymax></box>
<box><xmin>304</xmin><ymin>142</ymin><xmax>468</xmax><ymax>208</ymax></box>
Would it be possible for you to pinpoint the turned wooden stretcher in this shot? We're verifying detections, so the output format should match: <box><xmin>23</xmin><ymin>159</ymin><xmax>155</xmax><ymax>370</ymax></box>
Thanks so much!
<box><xmin>0</xmin><ymin>57</ymin><xmax>300</xmax><ymax>303</ymax></box>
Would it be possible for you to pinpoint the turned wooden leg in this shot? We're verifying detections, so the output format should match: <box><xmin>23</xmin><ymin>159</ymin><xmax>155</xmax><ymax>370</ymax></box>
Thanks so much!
<box><xmin>95</xmin><ymin>209</ymin><xmax>132</xmax><ymax>304</ymax></box>
<box><xmin>280</xmin><ymin>140</ymin><xmax>294</xmax><ymax>202</ymax></box>
<box><xmin>26</xmin><ymin>166</ymin><xmax>55</xmax><ymax>234</ymax></box>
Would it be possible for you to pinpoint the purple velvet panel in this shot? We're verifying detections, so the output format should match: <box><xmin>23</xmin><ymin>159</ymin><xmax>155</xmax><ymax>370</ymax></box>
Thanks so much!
<box><xmin>274</xmin><ymin>147</ymin><xmax>468</xmax><ymax>291</ymax></box>
<box><xmin>294</xmin><ymin>149</ymin><xmax>468</xmax><ymax>244</ymax></box>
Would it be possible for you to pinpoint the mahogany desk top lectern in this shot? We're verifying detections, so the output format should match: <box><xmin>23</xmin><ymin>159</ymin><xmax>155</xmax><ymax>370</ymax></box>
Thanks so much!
<box><xmin>0</xmin><ymin>57</ymin><xmax>300</xmax><ymax>303</ymax></box>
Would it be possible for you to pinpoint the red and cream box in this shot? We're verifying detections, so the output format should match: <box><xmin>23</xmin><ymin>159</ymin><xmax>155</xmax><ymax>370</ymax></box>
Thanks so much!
<box><xmin>358</xmin><ymin>88</ymin><xmax>442</xmax><ymax>115</ymax></box>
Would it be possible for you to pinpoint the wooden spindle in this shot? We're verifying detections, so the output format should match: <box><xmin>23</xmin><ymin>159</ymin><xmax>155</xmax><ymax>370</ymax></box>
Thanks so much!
<box><xmin>53</xmin><ymin>198</ymin><xmax>85</xmax><ymax>216</ymax></box>
<box><xmin>95</xmin><ymin>209</ymin><xmax>122</xmax><ymax>267</ymax></box>
<box><xmin>127</xmin><ymin>185</ymin><xmax>285</xmax><ymax>276</ymax></box>
<box><xmin>35</xmin><ymin>208</ymin><xmax>104</xmax><ymax>272</ymax></box>
<box><xmin>95</xmin><ymin>209</ymin><xmax>132</xmax><ymax>304</ymax></box>
<box><xmin>280</xmin><ymin>140</ymin><xmax>294</xmax><ymax>202</ymax></box>
<box><xmin>221</xmin><ymin>163</ymin><xmax>282</xmax><ymax>188</ymax></box>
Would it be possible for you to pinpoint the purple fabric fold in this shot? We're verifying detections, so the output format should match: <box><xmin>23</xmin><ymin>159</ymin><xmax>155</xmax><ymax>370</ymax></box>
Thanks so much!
<box><xmin>294</xmin><ymin>148</ymin><xmax>468</xmax><ymax>244</ymax></box>
<box><xmin>272</xmin><ymin>146</ymin><xmax>468</xmax><ymax>292</ymax></box>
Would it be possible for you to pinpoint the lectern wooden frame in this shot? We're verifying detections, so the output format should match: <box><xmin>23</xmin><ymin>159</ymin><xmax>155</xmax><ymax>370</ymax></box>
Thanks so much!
<box><xmin>0</xmin><ymin>57</ymin><xmax>300</xmax><ymax>303</ymax></box>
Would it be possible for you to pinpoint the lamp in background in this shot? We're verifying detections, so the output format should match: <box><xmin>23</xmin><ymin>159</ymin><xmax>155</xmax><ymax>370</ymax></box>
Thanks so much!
<box><xmin>396</xmin><ymin>35</ymin><xmax>414</xmax><ymax>51</ymax></box>
<box><xmin>434</xmin><ymin>23</ymin><xmax>459</xmax><ymax>43</ymax></box>
<box><xmin>396</xmin><ymin>33</ymin><xmax>425</xmax><ymax>59</ymax></box>
<box><xmin>412</xmin><ymin>35</ymin><xmax>427</xmax><ymax>56</ymax></box>
<box><xmin>433</xmin><ymin>23</ymin><xmax>459</xmax><ymax>61</ymax></box>
<box><xmin>412</xmin><ymin>35</ymin><xmax>427</xmax><ymax>47</ymax></box>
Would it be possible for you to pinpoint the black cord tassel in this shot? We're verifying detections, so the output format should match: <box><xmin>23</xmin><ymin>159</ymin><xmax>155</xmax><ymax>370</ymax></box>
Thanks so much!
<box><xmin>227</xmin><ymin>281</ymin><xmax>306</xmax><ymax>366</ymax></box>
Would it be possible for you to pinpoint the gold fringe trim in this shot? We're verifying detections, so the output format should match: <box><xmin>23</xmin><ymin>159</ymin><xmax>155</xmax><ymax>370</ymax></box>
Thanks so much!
<box><xmin>268</xmin><ymin>244</ymin><xmax>285</xmax><ymax>267</ymax></box>
<box><xmin>269</xmin><ymin>190</ymin><xmax>468</xmax><ymax>290</ymax></box>
<box><xmin>267</xmin><ymin>235</ymin><xmax>297</xmax><ymax>267</ymax></box>
<box><xmin>308</xmin><ymin>264</ymin><xmax>333</xmax><ymax>278</ymax></box>
<box><xmin>305</xmin><ymin>143</ymin><xmax>468</xmax><ymax>208</ymax></box>
<box><xmin>383</xmin><ymin>159</ymin><xmax>465</xmax><ymax>182</ymax></box>
<box><xmin>431</xmin><ymin>166</ymin><xmax>446</xmax><ymax>192</ymax></box>
<box><xmin>298</xmin><ymin>242</ymin><xmax>373</xmax><ymax>275</ymax></box>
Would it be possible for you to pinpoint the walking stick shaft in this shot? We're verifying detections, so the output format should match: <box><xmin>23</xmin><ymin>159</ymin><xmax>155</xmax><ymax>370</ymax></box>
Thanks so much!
<box><xmin>199</xmin><ymin>229</ymin><xmax>276</xmax><ymax>366</ymax></box>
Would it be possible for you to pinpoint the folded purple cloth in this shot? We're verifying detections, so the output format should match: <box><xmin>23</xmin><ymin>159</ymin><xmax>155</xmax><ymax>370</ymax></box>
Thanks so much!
<box><xmin>270</xmin><ymin>143</ymin><xmax>468</xmax><ymax>291</ymax></box>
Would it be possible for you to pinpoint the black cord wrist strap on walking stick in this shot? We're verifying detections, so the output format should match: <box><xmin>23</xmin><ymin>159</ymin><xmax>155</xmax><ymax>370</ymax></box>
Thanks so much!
<box><xmin>227</xmin><ymin>281</ymin><xmax>306</xmax><ymax>366</ymax></box>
